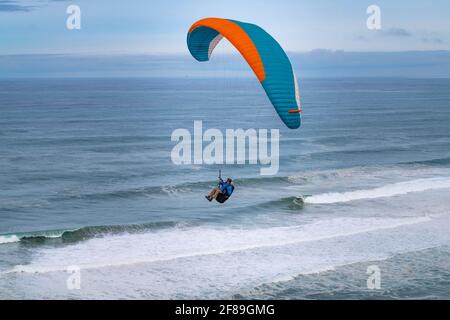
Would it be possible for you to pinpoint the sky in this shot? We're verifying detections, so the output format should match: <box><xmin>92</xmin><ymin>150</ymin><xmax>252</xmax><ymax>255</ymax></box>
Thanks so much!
<box><xmin>1</xmin><ymin>0</ymin><xmax>450</xmax><ymax>54</ymax></box>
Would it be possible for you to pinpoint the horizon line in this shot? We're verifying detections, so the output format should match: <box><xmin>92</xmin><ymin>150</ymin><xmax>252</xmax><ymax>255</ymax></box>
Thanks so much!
<box><xmin>1</xmin><ymin>49</ymin><xmax>450</xmax><ymax>57</ymax></box>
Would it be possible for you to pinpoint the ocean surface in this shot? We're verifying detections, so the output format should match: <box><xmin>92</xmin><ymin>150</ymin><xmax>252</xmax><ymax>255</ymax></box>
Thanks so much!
<box><xmin>1</xmin><ymin>77</ymin><xmax>450</xmax><ymax>299</ymax></box>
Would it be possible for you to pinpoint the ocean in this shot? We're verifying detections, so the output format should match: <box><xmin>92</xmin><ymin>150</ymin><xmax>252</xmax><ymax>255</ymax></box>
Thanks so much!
<box><xmin>1</xmin><ymin>77</ymin><xmax>450</xmax><ymax>299</ymax></box>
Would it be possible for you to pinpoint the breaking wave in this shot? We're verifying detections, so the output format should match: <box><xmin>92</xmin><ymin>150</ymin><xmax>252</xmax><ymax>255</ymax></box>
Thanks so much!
<box><xmin>305</xmin><ymin>177</ymin><xmax>450</xmax><ymax>204</ymax></box>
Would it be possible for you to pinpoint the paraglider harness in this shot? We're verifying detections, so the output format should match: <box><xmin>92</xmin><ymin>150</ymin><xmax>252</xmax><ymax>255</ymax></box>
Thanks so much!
<box><xmin>216</xmin><ymin>170</ymin><xmax>234</xmax><ymax>203</ymax></box>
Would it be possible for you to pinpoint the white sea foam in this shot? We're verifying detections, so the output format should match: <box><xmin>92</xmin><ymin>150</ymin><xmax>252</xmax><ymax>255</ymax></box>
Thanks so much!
<box><xmin>9</xmin><ymin>216</ymin><xmax>430</xmax><ymax>274</ymax></box>
<box><xmin>0</xmin><ymin>235</ymin><xmax>20</xmax><ymax>244</ymax></box>
<box><xmin>305</xmin><ymin>177</ymin><xmax>450</xmax><ymax>204</ymax></box>
<box><xmin>5</xmin><ymin>215</ymin><xmax>450</xmax><ymax>299</ymax></box>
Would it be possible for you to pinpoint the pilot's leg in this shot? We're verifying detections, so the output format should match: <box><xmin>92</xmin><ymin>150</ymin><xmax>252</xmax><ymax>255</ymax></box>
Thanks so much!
<box><xmin>210</xmin><ymin>187</ymin><xmax>221</xmax><ymax>198</ymax></box>
<box><xmin>206</xmin><ymin>187</ymin><xmax>220</xmax><ymax>201</ymax></box>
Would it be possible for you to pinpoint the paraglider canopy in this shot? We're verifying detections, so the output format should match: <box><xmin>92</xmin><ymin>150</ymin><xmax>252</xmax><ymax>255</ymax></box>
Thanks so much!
<box><xmin>187</xmin><ymin>18</ymin><xmax>302</xmax><ymax>129</ymax></box>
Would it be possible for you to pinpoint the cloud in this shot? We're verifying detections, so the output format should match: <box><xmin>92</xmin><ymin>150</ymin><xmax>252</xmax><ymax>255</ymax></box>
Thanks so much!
<box><xmin>0</xmin><ymin>0</ymin><xmax>67</xmax><ymax>12</ymax></box>
<box><xmin>0</xmin><ymin>1</ymin><xmax>31</xmax><ymax>11</ymax></box>
<box><xmin>356</xmin><ymin>28</ymin><xmax>446</xmax><ymax>48</ymax></box>
<box><xmin>354</xmin><ymin>35</ymin><xmax>368</xmax><ymax>42</ymax></box>
<box><xmin>422</xmin><ymin>37</ymin><xmax>444</xmax><ymax>44</ymax></box>
<box><xmin>379</xmin><ymin>27</ymin><xmax>412</xmax><ymax>37</ymax></box>
<box><xmin>354</xmin><ymin>27</ymin><xmax>413</xmax><ymax>43</ymax></box>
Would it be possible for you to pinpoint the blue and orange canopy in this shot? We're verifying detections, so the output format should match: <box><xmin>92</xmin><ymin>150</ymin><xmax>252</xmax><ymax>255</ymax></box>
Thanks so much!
<box><xmin>187</xmin><ymin>18</ymin><xmax>302</xmax><ymax>129</ymax></box>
